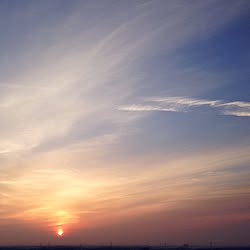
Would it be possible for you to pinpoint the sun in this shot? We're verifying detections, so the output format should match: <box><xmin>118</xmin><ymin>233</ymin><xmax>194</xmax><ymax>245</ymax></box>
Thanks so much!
<box><xmin>57</xmin><ymin>228</ymin><xmax>64</xmax><ymax>237</ymax></box>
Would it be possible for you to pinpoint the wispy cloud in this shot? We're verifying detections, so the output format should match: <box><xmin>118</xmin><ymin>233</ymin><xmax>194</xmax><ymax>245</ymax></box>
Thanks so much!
<box><xmin>119</xmin><ymin>104</ymin><xmax>177</xmax><ymax>112</ymax></box>
<box><xmin>120</xmin><ymin>96</ymin><xmax>250</xmax><ymax>117</ymax></box>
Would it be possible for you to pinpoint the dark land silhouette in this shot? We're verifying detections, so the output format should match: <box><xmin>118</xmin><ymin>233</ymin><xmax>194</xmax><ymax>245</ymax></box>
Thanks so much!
<box><xmin>0</xmin><ymin>245</ymin><xmax>249</xmax><ymax>250</ymax></box>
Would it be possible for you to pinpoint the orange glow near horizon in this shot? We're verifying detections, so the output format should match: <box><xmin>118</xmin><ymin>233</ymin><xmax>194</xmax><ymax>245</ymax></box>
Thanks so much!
<box><xmin>57</xmin><ymin>228</ymin><xmax>64</xmax><ymax>237</ymax></box>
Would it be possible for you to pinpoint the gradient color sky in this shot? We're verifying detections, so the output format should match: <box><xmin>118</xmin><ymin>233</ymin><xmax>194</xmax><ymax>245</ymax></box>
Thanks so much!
<box><xmin>0</xmin><ymin>0</ymin><xmax>250</xmax><ymax>246</ymax></box>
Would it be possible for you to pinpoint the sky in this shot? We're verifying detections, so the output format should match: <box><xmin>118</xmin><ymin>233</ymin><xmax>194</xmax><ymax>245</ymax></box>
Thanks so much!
<box><xmin>0</xmin><ymin>0</ymin><xmax>250</xmax><ymax>246</ymax></box>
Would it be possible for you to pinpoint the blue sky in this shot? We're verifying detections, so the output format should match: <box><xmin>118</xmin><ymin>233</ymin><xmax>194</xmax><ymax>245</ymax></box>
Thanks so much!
<box><xmin>0</xmin><ymin>0</ymin><xmax>249</xmax><ymax>246</ymax></box>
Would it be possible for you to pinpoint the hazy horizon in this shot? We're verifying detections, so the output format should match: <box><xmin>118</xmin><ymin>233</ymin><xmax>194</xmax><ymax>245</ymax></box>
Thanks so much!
<box><xmin>0</xmin><ymin>0</ymin><xmax>249</xmax><ymax>246</ymax></box>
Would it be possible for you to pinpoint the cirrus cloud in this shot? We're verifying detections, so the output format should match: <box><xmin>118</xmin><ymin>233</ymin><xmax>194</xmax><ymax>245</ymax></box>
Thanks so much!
<box><xmin>119</xmin><ymin>96</ymin><xmax>250</xmax><ymax>117</ymax></box>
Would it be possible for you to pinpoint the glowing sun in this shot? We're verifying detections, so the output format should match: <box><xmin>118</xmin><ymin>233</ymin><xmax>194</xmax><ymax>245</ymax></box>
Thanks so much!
<box><xmin>57</xmin><ymin>228</ymin><xmax>64</xmax><ymax>237</ymax></box>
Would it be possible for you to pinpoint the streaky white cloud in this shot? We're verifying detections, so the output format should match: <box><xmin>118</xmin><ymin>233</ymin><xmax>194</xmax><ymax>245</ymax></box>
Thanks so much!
<box><xmin>222</xmin><ymin>110</ymin><xmax>250</xmax><ymax>117</ymax></box>
<box><xmin>220</xmin><ymin>101</ymin><xmax>250</xmax><ymax>108</ymax></box>
<box><xmin>119</xmin><ymin>104</ymin><xmax>177</xmax><ymax>112</ymax></box>
<box><xmin>120</xmin><ymin>96</ymin><xmax>250</xmax><ymax>117</ymax></box>
<box><xmin>151</xmin><ymin>96</ymin><xmax>221</xmax><ymax>106</ymax></box>
<box><xmin>220</xmin><ymin>101</ymin><xmax>250</xmax><ymax>117</ymax></box>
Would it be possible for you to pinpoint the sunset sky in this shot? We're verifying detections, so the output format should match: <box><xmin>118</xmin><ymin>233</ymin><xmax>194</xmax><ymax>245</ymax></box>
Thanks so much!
<box><xmin>0</xmin><ymin>0</ymin><xmax>250</xmax><ymax>246</ymax></box>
